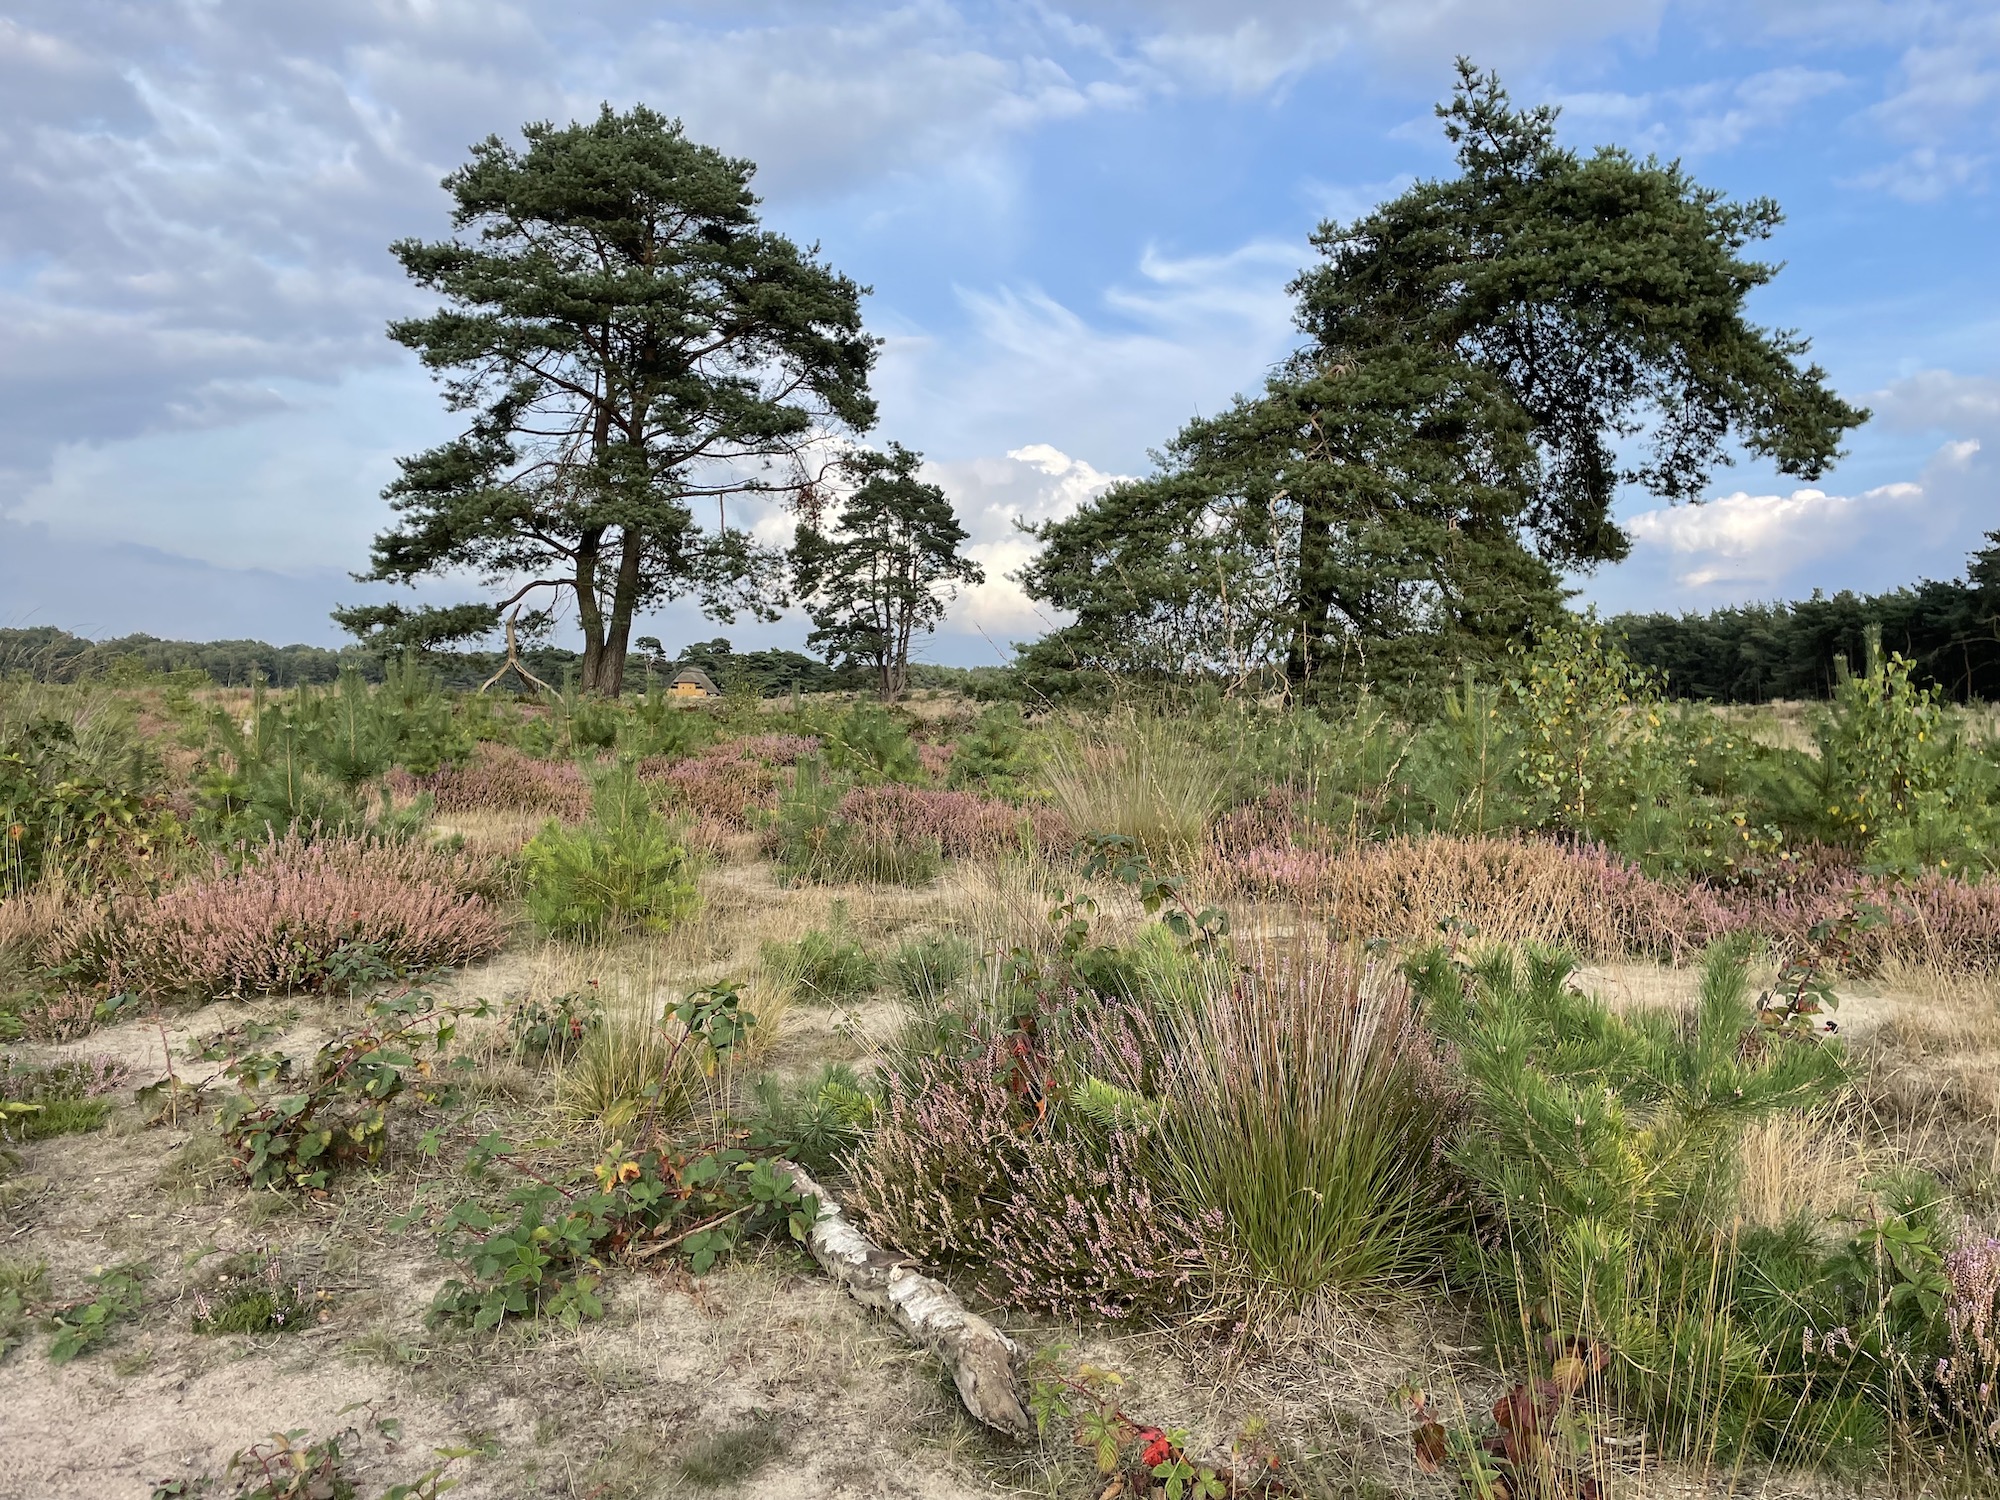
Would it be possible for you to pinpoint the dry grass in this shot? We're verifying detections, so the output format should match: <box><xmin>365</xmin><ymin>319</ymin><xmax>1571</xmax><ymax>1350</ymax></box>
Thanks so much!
<box><xmin>1042</xmin><ymin>713</ymin><xmax>1227</xmax><ymax>868</ymax></box>
<box><xmin>1734</xmin><ymin>1106</ymin><xmax>1874</xmax><ymax>1229</ymax></box>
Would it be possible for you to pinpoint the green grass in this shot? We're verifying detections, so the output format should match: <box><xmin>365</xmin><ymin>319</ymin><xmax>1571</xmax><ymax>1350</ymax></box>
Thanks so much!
<box><xmin>0</xmin><ymin>1058</ymin><xmax>119</xmax><ymax>1142</ymax></box>
<box><xmin>674</xmin><ymin>1411</ymin><xmax>787</xmax><ymax>1489</ymax></box>
<box><xmin>762</xmin><ymin>924</ymin><xmax>877</xmax><ymax>1004</ymax></box>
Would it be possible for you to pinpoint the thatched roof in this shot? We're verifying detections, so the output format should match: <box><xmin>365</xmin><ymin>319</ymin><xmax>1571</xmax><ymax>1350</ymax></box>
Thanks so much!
<box><xmin>672</xmin><ymin>666</ymin><xmax>721</xmax><ymax>695</ymax></box>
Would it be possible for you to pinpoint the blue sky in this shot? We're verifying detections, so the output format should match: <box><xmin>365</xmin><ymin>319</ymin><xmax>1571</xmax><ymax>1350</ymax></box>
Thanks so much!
<box><xmin>1</xmin><ymin>1</ymin><xmax>1995</xmax><ymax>667</ymax></box>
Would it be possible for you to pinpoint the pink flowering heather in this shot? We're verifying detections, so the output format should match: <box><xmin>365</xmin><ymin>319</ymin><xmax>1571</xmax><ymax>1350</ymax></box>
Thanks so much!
<box><xmin>417</xmin><ymin>743</ymin><xmax>593</xmax><ymax>821</ymax></box>
<box><xmin>834</xmin><ymin>785</ymin><xmax>1073</xmax><ymax>860</ymax></box>
<box><xmin>1936</xmin><ymin>1233</ymin><xmax>2000</xmax><ymax>1448</ymax></box>
<box><xmin>717</xmin><ymin>733</ymin><xmax>820</xmax><ymax>765</ymax></box>
<box><xmin>643</xmin><ymin>751</ymin><xmax>780</xmax><ymax>824</ymax></box>
<box><xmin>915</xmin><ymin>742</ymin><xmax>954</xmax><ymax>779</ymax></box>
<box><xmin>69</xmin><ymin>833</ymin><xmax>504</xmax><ymax>999</ymax></box>
<box><xmin>851</xmin><ymin>1032</ymin><xmax>1212</xmax><ymax>1321</ymax></box>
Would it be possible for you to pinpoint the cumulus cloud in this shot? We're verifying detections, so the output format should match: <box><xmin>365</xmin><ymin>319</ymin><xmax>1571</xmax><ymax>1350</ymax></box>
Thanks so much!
<box><xmin>1627</xmin><ymin>482</ymin><xmax>1923</xmax><ymax>589</ymax></box>
<box><xmin>1870</xmin><ymin>369</ymin><xmax>2000</xmax><ymax>434</ymax></box>
<box><xmin>876</xmin><ymin>237</ymin><xmax>1301</xmax><ymax>471</ymax></box>
<box><xmin>923</xmin><ymin>443</ymin><xmax>1126</xmax><ymax>646</ymax></box>
<box><xmin>1617</xmin><ymin>434</ymin><xmax>1989</xmax><ymax>604</ymax></box>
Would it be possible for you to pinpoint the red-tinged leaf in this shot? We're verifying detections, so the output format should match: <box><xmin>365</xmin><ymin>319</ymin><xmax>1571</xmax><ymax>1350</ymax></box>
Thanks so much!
<box><xmin>1412</xmin><ymin>1421</ymin><xmax>1450</xmax><ymax>1474</ymax></box>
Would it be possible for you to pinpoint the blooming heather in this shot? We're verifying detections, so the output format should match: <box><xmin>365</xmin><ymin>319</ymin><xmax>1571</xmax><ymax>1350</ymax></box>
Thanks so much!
<box><xmin>65</xmin><ymin>833</ymin><xmax>503</xmax><ymax>998</ymax></box>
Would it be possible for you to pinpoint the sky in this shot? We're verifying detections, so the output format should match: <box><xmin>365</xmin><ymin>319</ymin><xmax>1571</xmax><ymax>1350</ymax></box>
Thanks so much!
<box><xmin>0</xmin><ymin>1</ymin><xmax>1995</xmax><ymax>668</ymax></box>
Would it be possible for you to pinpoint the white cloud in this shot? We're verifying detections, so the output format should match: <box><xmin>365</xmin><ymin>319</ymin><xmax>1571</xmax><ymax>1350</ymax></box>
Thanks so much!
<box><xmin>1627</xmin><ymin>481</ymin><xmax>1923</xmax><ymax>589</ymax></box>
<box><xmin>1844</xmin><ymin>146</ymin><xmax>1988</xmax><ymax>202</ymax></box>
<box><xmin>1869</xmin><ymin>369</ymin><xmax>2000</xmax><ymax>435</ymax></box>
<box><xmin>1068</xmin><ymin>0</ymin><xmax>1673</xmax><ymax>94</ymax></box>
<box><xmin>923</xmin><ymin>443</ymin><xmax>1127</xmax><ymax>646</ymax></box>
<box><xmin>1554</xmin><ymin>66</ymin><xmax>1846</xmax><ymax>158</ymax></box>
<box><xmin>1621</xmin><ymin>425</ymin><xmax>1991</xmax><ymax>601</ymax></box>
<box><xmin>875</xmin><ymin>237</ymin><xmax>1301</xmax><ymax>470</ymax></box>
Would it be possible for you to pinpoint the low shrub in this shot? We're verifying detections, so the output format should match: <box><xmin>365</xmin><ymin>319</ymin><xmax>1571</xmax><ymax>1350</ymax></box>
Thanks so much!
<box><xmin>745</xmin><ymin>1063</ymin><xmax>877</xmax><ymax>1180</ymax></box>
<box><xmin>522</xmin><ymin>761</ymin><xmax>699</xmax><ymax>940</ymax></box>
<box><xmin>1406</xmin><ymin>943</ymin><xmax>1924</xmax><ymax>1468</ymax></box>
<box><xmin>49</xmin><ymin>1263</ymin><xmax>145</xmax><ymax>1365</ymax></box>
<box><xmin>417</xmin><ymin>741</ymin><xmax>592</xmax><ymax>821</ymax></box>
<box><xmin>54</xmin><ymin>832</ymin><xmax>502</xmax><ymax>1000</ymax></box>
<box><xmin>645</xmin><ymin>747</ymin><xmax>782</xmax><ymax>824</ymax></box>
<box><xmin>506</xmin><ymin>988</ymin><xmax>604</xmax><ymax>1065</ymax></box>
<box><xmin>769</xmin><ymin>759</ymin><xmax>943</xmax><ymax>886</ymax></box>
<box><xmin>212</xmin><ymin>986</ymin><xmax>485</xmax><ymax>1191</ymax></box>
<box><xmin>188</xmin><ymin>1254</ymin><xmax>322</xmax><ymax>1335</ymax></box>
<box><xmin>834</xmin><ymin>784</ymin><xmax>1070</xmax><ymax>860</ymax></box>
<box><xmin>431</xmin><ymin>988</ymin><xmax>813</xmax><ymax>1330</ymax></box>
<box><xmin>852</xmin><ymin>1028</ymin><xmax>1213</xmax><ymax>1321</ymax></box>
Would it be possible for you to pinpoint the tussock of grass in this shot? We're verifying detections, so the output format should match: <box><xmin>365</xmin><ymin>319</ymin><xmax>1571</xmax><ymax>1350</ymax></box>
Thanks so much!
<box><xmin>674</xmin><ymin>1411</ymin><xmax>788</xmax><ymax>1488</ymax></box>
<box><xmin>1042</xmin><ymin>714</ymin><xmax>1224</xmax><ymax>868</ymax></box>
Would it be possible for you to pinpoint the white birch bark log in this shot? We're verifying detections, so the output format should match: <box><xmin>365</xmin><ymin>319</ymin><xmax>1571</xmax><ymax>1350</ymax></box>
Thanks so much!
<box><xmin>779</xmin><ymin>1160</ymin><xmax>1031</xmax><ymax>1438</ymax></box>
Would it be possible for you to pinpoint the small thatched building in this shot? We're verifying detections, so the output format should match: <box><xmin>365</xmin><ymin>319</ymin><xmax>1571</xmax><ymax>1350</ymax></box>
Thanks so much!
<box><xmin>670</xmin><ymin>667</ymin><xmax>721</xmax><ymax>698</ymax></box>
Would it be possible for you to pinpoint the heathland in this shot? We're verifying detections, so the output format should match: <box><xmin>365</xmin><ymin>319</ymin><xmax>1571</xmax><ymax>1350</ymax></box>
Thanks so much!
<box><xmin>8</xmin><ymin>623</ymin><xmax>2000</xmax><ymax>1498</ymax></box>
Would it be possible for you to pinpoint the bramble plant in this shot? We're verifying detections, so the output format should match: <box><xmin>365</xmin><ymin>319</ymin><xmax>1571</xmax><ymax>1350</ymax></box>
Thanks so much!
<box><xmin>49</xmin><ymin>1263</ymin><xmax>145</xmax><ymax>1365</ymax></box>
<box><xmin>1404</xmin><ymin>1341</ymin><xmax>1612</xmax><ymax>1500</ymax></box>
<box><xmin>150</xmin><ymin>1404</ymin><xmax>475</xmax><ymax>1500</ymax></box>
<box><xmin>1025</xmin><ymin>1351</ymin><xmax>1288</xmax><ymax>1498</ymax></box>
<box><xmin>209</xmin><ymin>987</ymin><xmax>486</xmax><ymax>1192</ymax></box>
<box><xmin>423</xmin><ymin>983</ymin><xmax>816</xmax><ymax>1330</ymax></box>
<box><xmin>506</xmin><ymin>986</ymin><xmax>604</xmax><ymax>1065</ymax></box>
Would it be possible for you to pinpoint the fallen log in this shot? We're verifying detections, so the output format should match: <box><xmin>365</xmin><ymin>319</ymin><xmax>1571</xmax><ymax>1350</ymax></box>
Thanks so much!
<box><xmin>779</xmin><ymin>1160</ymin><xmax>1030</xmax><ymax>1438</ymax></box>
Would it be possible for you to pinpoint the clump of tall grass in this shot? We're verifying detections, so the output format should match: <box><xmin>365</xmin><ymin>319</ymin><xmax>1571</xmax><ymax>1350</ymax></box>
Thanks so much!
<box><xmin>522</xmin><ymin>761</ymin><xmax>699</xmax><ymax>940</ymax></box>
<box><xmin>1160</xmin><ymin>940</ymin><xmax>1460</xmax><ymax>1307</ymax></box>
<box><xmin>556</xmin><ymin>1000</ymin><xmax>711</xmax><ymax>1140</ymax></box>
<box><xmin>1042</xmin><ymin>714</ymin><xmax>1224</xmax><ymax>868</ymax></box>
<box><xmin>760</xmin><ymin>921</ymin><xmax>876</xmax><ymax>1004</ymax></box>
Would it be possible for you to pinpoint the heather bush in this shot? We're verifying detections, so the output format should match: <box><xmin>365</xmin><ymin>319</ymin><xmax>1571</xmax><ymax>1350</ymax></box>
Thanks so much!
<box><xmin>420</xmin><ymin>742</ymin><xmax>593</xmax><ymax>820</ymax></box>
<box><xmin>521</xmin><ymin>761</ymin><xmax>699</xmax><ymax>940</ymax></box>
<box><xmin>54</xmin><ymin>832</ymin><xmax>503</xmax><ymax>999</ymax></box>
<box><xmin>769</xmin><ymin>759</ymin><xmax>943</xmax><ymax>886</ymax></box>
<box><xmin>852</xmin><ymin>1028</ymin><xmax>1212</xmax><ymax>1320</ymax></box>
<box><xmin>1938</xmin><ymin>1232</ymin><xmax>2000</xmax><ymax>1458</ymax></box>
<box><xmin>834</xmin><ymin>783</ymin><xmax>1069</xmax><ymax>859</ymax></box>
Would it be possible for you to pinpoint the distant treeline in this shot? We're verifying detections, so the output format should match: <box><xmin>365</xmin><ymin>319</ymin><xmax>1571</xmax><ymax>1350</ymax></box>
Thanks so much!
<box><xmin>1612</xmin><ymin>532</ymin><xmax>2000</xmax><ymax>703</ymax></box>
<box><xmin>0</xmin><ymin>626</ymin><xmax>1010</xmax><ymax>699</ymax></box>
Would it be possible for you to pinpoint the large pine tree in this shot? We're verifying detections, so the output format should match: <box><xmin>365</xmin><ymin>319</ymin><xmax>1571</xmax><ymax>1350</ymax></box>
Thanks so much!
<box><xmin>1020</xmin><ymin>64</ymin><xmax>1867</xmax><ymax>702</ymax></box>
<box><xmin>337</xmin><ymin>105</ymin><xmax>877</xmax><ymax>696</ymax></box>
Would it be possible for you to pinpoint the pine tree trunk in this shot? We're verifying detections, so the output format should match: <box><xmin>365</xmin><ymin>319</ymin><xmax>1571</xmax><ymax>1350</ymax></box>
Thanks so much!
<box><xmin>575</xmin><ymin>526</ymin><xmax>608</xmax><ymax>690</ymax></box>
<box><xmin>582</xmin><ymin>525</ymin><xmax>645</xmax><ymax>697</ymax></box>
